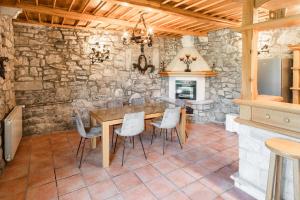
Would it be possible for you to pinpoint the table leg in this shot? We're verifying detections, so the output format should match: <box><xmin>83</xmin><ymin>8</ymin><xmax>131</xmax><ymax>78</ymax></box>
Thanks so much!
<box><xmin>102</xmin><ymin>122</ymin><xmax>110</xmax><ymax>168</ymax></box>
<box><xmin>179</xmin><ymin>108</ymin><xmax>186</xmax><ymax>144</ymax></box>
<box><xmin>90</xmin><ymin>115</ymin><xmax>97</xmax><ymax>149</ymax></box>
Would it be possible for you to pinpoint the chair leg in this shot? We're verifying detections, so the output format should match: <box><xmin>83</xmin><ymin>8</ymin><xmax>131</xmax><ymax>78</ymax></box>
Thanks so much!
<box><xmin>171</xmin><ymin>129</ymin><xmax>173</xmax><ymax>142</ymax></box>
<box><xmin>111</xmin><ymin>126</ymin><xmax>115</xmax><ymax>148</ymax></box>
<box><xmin>266</xmin><ymin>152</ymin><xmax>277</xmax><ymax>200</ymax></box>
<box><xmin>76</xmin><ymin>137</ymin><xmax>83</xmax><ymax>157</ymax></box>
<box><xmin>79</xmin><ymin>138</ymin><xmax>86</xmax><ymax>168</ymax></box>
<box><xmin>151</xmin><ymin>127</ymin><xmax>155</xmax><ymax>145</ymax></box>
<box><xmin>122</xmin><ymin>137</ymin><xmax>126</xmax><ymax>166</ymax></box>
<box><xmin>132</xmin><ymin>136</ymin><xmax>135</xmax><ymax>149</ymax></box>
<box><xmin>175</xmin><ymin>128</ymin><xmax>183</xmax><ymax>149</ymax></box>
<box><xmin>293</xmin><ymin>159</ymin><xmax>300</xmax><ymax>200</ymax></box>
<box><xmin>113</xmin><ymin>134</ymin><xmax>119</xmax><ymax>153</ymax></box>
<box><xmin>166</xmin><ymin>129</ymin><xmax>168</xmax><ymax>141</ymax></box>
<box><xmin>163</xmin><ymin>129</ymin><xmax>165</xmax><ymax>155</ymax></box>
<box><xmin>185</xmin><ymin>130</ymin><xmax>188</xmax><ymax>139</ymax></box>
<box><xmin>139</xmin><ymin>134</ymin><xmax>147</xmax><ymax>160</ymax></box>
<box><xmin>274</xmin><ymin>156</ymin><xmax>283</xmax><ymax>200</ymax></box>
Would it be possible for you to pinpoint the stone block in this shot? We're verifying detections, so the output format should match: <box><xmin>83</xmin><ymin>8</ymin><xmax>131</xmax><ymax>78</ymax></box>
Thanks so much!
<box><xmin>15</xmin><ymin>81</ymin><xmax>43</xmax><ymax>91</ymax></box>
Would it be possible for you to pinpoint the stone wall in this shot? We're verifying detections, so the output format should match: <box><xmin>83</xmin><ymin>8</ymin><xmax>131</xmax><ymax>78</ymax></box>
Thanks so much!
<box><xmin>195</xmin><ymin>29</ymin><xmax>242</xmax><ymax>122</ymax></box>
<box><xmin>0</xmin><ymin>15</ymin><xmax>16</xmax><ymax>174</ymax></box>
<box><xmin>13</xmin><ymin>24</ymin><xmax>179</xmax><ymax>135</ymax></box>
<box><xmin>258</xmin><ymin>26</ymin><xmax>300</xmax><ymax>59</ymax></box>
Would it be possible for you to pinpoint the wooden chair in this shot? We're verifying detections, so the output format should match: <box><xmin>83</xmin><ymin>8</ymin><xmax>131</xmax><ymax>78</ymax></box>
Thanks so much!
<box><xmin>113</xmin><ymin>111</ymin><xmax>147</xmax><ymax>166</ymax></box>
<box><xmin>265</xmin><ymin>138</ymin><xmax>300</xmax><ymax>200</ymax></box>
<box><xmin>150</xmin><ymin>107</ymin><xmax>182</xmax><ymax>155</ymax></box>
<box><xmin>73</xmin><ymin>109</ymin><xmax>102</xmax><ymax>168</ymax></box>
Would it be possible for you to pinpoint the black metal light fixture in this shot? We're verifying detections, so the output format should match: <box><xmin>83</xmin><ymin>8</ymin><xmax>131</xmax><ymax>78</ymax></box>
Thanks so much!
<box><xmin>89</xmin><ymin>42</ymin><xmax>110</xmax><ymax>64</ymax></box>
<box><xmin>122</xmin><ymin>13</ymin><xmax>154</xmax><ymax>47</ymax></box>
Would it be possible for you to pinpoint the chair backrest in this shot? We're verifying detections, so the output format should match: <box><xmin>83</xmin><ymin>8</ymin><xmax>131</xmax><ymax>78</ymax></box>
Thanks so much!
<box><xmin>175</xmin><ymin>99</ymin><xmax>186</xmax><ymax>108</ymax></box>
<box><xmin>160</xmin><ymin>107</ymin><xmax>181</xmax><ymax>129</ymax></box>
<box><xmin>130</xmin><ymin>97</ymin><xmax>145</xmax><ymax>105</ymax></box>
<box><xmin>107</xmin><ymin>100</ymin><xmax>123</xmax><ymax>108</ymax></box>
<box><xmin>120</xmin><ymin>112</ymin><xmax>145</xmax><ymax>136</ymax></box>
<box><xmin>73</xmin><ymin>108</ymin><xmax>87</xmax><ymax>138</ymax></box>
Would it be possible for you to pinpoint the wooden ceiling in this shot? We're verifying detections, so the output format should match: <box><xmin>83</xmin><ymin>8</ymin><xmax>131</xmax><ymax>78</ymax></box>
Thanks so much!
<box><xmin>1</xmin><ymin>0</ymin><xmax>300</xmax><ymax>36</ymax></box>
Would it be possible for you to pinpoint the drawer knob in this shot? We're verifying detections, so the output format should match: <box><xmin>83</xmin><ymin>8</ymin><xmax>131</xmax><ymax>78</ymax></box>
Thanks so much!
<box><xmin>284</xmin><ymin>118</ymin><xmax>290</xmax><ymax>123</ymax></box>
<box><xmin>265</xmin><ymin>114</ymin><xmax>271</xmax><ymax>119</ymax></box>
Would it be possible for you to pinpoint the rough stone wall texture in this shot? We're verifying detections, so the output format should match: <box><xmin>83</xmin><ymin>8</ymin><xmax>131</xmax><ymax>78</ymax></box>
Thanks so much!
<box><xmin>13</xmin><ymin>24</ymin><xmax>179</xmax><ymax>135</ymax></box>
<box><xmin>258</xmin><ymin>26</ymin><xmax>300</xmax><ymax>59</ymax></box>
<box><xmin>0</xmin><ymin>15</ymin><xmax>16</xmax><ymax>174</ymax></box>
<box><xmin>194</xmin><ymin>29</ymin><xmax>242</xmax><ymax>122</ymax></box>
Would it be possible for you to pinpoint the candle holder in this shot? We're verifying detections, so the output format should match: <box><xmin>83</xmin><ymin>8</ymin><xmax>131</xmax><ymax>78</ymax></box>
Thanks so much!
<box><xmin>180</xmin><ymin>54</ymin><xmax>196</xmax><ymax>72</ymax></box>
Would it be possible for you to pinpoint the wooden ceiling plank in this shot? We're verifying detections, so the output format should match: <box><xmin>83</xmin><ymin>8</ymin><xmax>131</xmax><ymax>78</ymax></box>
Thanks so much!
<box><xmin>202</xmin><ymin>2</ymin><xmax>237</xmax><ymax>14</ymax></box>
<box><xmin>159</xmin><ymin>17</ymin><xmax>181</xmax><ymax>26</ymax></box>
<box><xmin>255</xmin><ymin>0</ymin><xmax>271</xmax><ymax>8</ymax></box>
<box><xmin>118</xmin><ymin>7</ymin><xmax>133</xmax><ymax>19</ymax></box>
<box><xmin>92</xmin><ymin>1</ymin><xmax>106</xmax><ymax>15</ymax></box>
<box><xmin>184</xmin><ymin>0</ymin><xmax>207</xmax><ymax>10</ymax></box>
<box><xmin>162</xmin><ymin>0</ymin><xmax>172</xmax><ymax>5</ymax></box>
<box><xmin>150</xmin><ymin>15</ymin><xmax>171</xmax><ymax>25</ymax></box>
<box><xmin>53</xmin><ymin>0</ymin><xmax>56</xmax><ymax>8</ymax></box>
<box><xmin>62</xmin><ymin>0</ymin><xmax>75</xmax><ymax>25</ymax></box>
<box><xmin>24</xmin><ymin>10</ymin><xmax>29</xmax><ymax>21</ymax></box>
<box><xmin>193</xmin><ymin>0</ymin><xmax>225</xmax><ymax>12</ymax></box>
<box><xmin>5</xmin><ymin>2</ymin><xmax>205</xmax><ymax>36</ymax></box>
<box><xmin>104</xmin><ymin>4</ymin><xmax>120</xmax><ymax>17</ymax></box>
<box><xmin>174</xmin><ymin>0</ymin><xmax>191</xmax><ymax>8</ymax></box>
<box><xmin>105</xmin><ymin>0</ymin><xmax>239</xmax><ymax>26</ymax></box>
<box><xmin>38</xmin><ymin>13</ymin><xmax>41</xmax><ymax>23</ymax></box>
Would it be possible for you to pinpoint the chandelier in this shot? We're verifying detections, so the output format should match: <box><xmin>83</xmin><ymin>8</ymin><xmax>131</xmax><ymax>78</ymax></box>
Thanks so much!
<box><xmin>122</xmin><ymin>13</ymin><xmax>154</xmax><ymax>47</ymax></box>
<box><xmin>89</xmin><ymin>42</ymin><xmax>110</xmax><ymax>64</ymax></box>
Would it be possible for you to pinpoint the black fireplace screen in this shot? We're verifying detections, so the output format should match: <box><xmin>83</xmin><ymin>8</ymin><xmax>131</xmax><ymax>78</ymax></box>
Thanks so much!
<box><xmin>175</xmin><ymin>80</ymin><xmax>196</xmax><ymax>100</ymax></box>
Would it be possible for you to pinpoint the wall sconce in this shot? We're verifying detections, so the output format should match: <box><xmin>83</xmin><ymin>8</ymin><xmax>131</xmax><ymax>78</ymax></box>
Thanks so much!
<box><xmin>0</xmin><ymin>57</ymin><xmax>8</xmax><ymax>79</ymax></box>
<box><xmin>89</xmin><ymin>42</ymin><xmax>110</xmax><ymax>64</ymax></box>
<box><xmin>258</xmin><ymin>44</ymin><xmax>269</xmax><ymax>55</ymax></box>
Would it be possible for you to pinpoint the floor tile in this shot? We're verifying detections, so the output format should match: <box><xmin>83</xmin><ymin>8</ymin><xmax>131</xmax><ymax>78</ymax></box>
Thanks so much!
<box><xmin>112</xmin><ymin>172</ymin><xmax>142</xmax><ymax>192</ymax></box>
<box><xmin>153</xmin><ymin>160</ymin><xmax>178</xmax><ymax>174</ymax></box>
<box><xmin>146</xmin><ymin>176</ymin><xmax>176</xmax><ymax>198</ymax></box>
<box><xmin>55</xmin><ymin>165</ymin><xmax>80</xmax><ymax>180</ymax></box>
<box><xmin>197</xmin><ymin>158</ymin><xmax>225</xmax><ymax>172</ymax></box>
<box><xmin>28</xmin><ymin>167</ymin><xmax>55</xmax><ymax>188</ymax></box>
<box><xmin>182</xmin><ymin>181</ymin><xmax>218</xmax><ymax>200</ymax></box>
<box><xmin>57</xmin><ymin>174</ymin><xmax>85</xmax><ymax>196</ymax></box>
<box><xmin>199</xmin><ymin>173</ymin><xmax>233</xmax><ymax>194</ymax></box>
<box><xmin>0</xmin><ymin>177</ymin><xmax>27</xmax><ymax>198</ymax></box>
<box><xmin>162</xmin><ymin>191</ymin><xmax>190</xmax><ymax>200</ymax></box>
<box><xmin>59</xmin><ymin>188</ymin><xmax>91</xmax><ymax>200</ymax></box>
<box><xmin>88</xmin><ymin>179</ymin><xmax>119</xmax><ymax>200</ymax></box>
<box><xmin>182</xmin><ymin>163</ymin><xmax>213</xmax><ymax>179</ymax></box>
<box><xmin>121</xmin><ymin>185</ymin><xmax>156</xmax><ymax>200</ymax></box>
<box><xmin>165</xmin><ymin>169</ymin><xmax>195</xmax><ymax>188</ymax></box>
<box><xmin>221</xmin><ymin>187</ymin><xmax>256</xmax><ymax>200</ymax></box>
<box><xmin>134</xmin><ymin>164</ymin><xmax>160</xmax><ymax>183</ymax></box>
<box><xmin>27</xmin><ymin>182</ymin><xmax>58</xmax><ymax>200</ymax></box>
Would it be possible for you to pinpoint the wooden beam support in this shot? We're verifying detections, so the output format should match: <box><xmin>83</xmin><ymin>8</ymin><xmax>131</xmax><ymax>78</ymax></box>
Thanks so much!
<box><xmin>241</xmin><ymin>0</ymin><xmax>258</xmax><ymax>100</ymax></box>
<box><xmin>254</xmin><ymin>0</ymin><xmax>271</xmax><ymax>8</ymax></box>
<box><xmin>235</xmin><ymin>13</ymin><xmax>300</xmax><ymax>32</ymax></box>
<box><xmin>3</xmin><ymin>2</ymin><xmax>206</xmax><ymax>36</ymax></box>
<box><xmin>193</xmin><ymin>0</ymin><xmax>225</xmax><ymax>12</ymax></box>
<box><xmin>106</xmin><ymin>0</ymin><xmax>239</xmax><ymax>27</ymax></box>
<box><xmin>174</xmin><ymin>0</ymin><xmax>191</xmax><ymax>8</ymax></box>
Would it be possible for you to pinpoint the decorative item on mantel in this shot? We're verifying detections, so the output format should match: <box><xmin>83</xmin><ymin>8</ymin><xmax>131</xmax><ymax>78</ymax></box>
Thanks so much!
<box><xmin>160</xmin><ymin>61</ymin><xmax>166</xmax><ymax>72</ymax></box>
<box><xmin>89</xmin><ymin>43</ymin><xmax>110</xmax><ymax>64</ymax></box>
<box><xmin>0</xmin><ymin>57</ymin><xmax>8</xmax><ymax>79</ymax></box>
<box><xmin>179</xmin><ymin>54</ymin><xmax>197</xmax><ymax>72</ymax></box>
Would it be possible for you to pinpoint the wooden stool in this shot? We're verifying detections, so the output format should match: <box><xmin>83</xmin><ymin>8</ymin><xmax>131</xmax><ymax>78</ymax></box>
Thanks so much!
<box><xmin>265</xmin><ymin>138</ymin><xmax>300</xmax><ymax>200</ymax></box>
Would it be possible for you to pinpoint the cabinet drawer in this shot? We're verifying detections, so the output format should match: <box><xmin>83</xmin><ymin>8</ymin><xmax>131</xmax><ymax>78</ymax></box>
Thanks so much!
<box><xmin>252</xmin><ymin>107</ymin><xmax>300</xmax><ymax>132</ymax></box>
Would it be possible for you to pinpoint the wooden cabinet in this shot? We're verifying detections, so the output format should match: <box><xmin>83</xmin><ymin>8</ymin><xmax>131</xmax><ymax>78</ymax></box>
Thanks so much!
<box><xmin>289</xmin><ymin>45</ymin><xmax>300</xmax><ymax>104</ymax></box>
<box><xmin>252</xmin><ymin>107</ymin><xmax>300</xmax><ymax>132</ymax></box>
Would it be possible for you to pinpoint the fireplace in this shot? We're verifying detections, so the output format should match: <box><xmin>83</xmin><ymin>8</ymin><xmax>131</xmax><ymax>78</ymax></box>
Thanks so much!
<box><xmin>176</xmin><ymin>80</ymin><xmax>196</xmax><ymax>100</ymax></box>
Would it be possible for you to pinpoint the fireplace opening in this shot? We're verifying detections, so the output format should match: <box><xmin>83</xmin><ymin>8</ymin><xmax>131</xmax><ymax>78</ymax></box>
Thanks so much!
<box><xmin>176</xmin><ymin>80</ymin><xmax>196</xmax><ymax>100</ymax></box>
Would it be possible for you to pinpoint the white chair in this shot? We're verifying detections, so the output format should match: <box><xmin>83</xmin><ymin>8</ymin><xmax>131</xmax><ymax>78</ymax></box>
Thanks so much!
<box><xmin>74</xmin><ymin>109</ymin><xmax>102</xmax><ymax>168</ymax></box>
<box><xmin>113</xmin><ymin>112</ymin><xmax>147</xmax><ymax>166</ymax></box>
<box><xmin>130</xmin><ymin>97</ymin><xmax>145</xmax><ymax>105</ymax></box>
<box><xmin>151</xmin><ymin>107</ymin><xmax>182</xmax><ymax>155</ymax></box>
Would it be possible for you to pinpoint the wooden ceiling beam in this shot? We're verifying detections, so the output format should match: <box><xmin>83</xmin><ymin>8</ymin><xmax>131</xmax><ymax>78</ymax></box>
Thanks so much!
<box><xmin>5</xmin><ymin>2</ymin><xmax>206</xmax><ymax>36</ymax></box>
<box><xmin>255</xmin><ymin>0</ymin><xmax>271</xmax><ymax>8</ymax></box>
<box><xmin>184</xmin><ymin>0</ymin><xmax>207</xmax><ymax>10</ymax></box>
<box><xmin>105</xmin><ymin>0</ymin><xmax>239</xmax><ymax>26</ymax></box>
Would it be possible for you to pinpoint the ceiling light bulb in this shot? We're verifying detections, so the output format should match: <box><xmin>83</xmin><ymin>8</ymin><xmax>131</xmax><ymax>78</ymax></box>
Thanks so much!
<box><xmin>147</xmin><ymin>27</ymin><xmax>153</xmax><ymax>35</ymax></box>
<box><xmin>122</xmin><ymin>31</ymin><xmax>129</xmax><ymax>38</ymax></box>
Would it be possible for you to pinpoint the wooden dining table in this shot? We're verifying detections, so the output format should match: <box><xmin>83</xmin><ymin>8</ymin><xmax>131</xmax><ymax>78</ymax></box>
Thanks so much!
<box><xmin>90</xmin><ymin>102</ymin><xmax>186</xmax><ymax>168</ymax></box>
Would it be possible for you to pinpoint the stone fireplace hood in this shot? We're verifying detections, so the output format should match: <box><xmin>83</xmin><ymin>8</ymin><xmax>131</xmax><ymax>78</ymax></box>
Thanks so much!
<box><xmin>166</xmin><ymin>35</ymin><xmax>211</xmax><ymax>72</ymax></box>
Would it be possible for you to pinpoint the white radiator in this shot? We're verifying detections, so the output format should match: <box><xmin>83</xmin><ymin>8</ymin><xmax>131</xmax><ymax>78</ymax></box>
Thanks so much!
<box><xmin>4</xmin><ymin>105</ymin><xmax>24</xmax><ymax>162</ymax></box>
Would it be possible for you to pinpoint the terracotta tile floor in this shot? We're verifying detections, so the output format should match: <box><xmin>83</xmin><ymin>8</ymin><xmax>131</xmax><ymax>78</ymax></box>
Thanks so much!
<box><xmin>0</xmin><ymin>123</ymin><xmax>256</xmax><ymax>200</ymax></box>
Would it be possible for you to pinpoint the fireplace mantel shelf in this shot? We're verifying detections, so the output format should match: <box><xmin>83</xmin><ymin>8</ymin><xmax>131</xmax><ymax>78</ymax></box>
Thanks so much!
<box><xmin>159</xmin><ymin>71</ymin><xmax>217</xmax><ymax>77</ymax></box>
